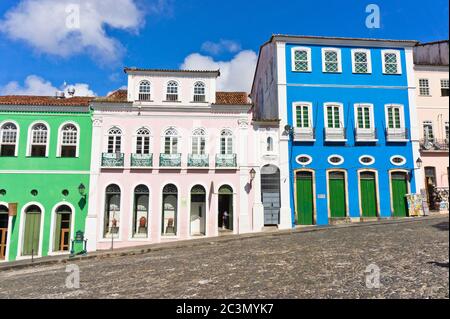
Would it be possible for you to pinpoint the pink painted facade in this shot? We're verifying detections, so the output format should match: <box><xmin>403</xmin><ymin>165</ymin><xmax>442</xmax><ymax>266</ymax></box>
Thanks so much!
<box><xmin>85</xmin><ymin>70</ymin><xmax>263</xmax><ymax>251</ymax></box>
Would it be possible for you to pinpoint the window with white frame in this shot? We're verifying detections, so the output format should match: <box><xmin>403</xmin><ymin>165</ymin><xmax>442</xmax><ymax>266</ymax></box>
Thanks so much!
<box><xmin>30</xmin><ymin>123</ymin><xmax>48</xmax><ymax>157</ymax></box>
<box><xmin>0</xmin><ymin>122</ymin><xmax>18</xmax><ymax>157</ymax></box>
<box><xmin>441</xmin><ymin>79</ymin><xmax>449</xmax><ymax>97</ymax></box>
<box><xmin>220</xmin><ymin>129</ymin><xmax>233</xmax><ymax>155</ymax></box>
<box><xmin>294</xmin><ymin>103</ymin><xmax>312</xmax><ymax>128</ymax></box>
<box><xmin>164</xmin><ymin>127</ymin><xmax>179</xmax><ymax>155</ymax></box>
<box><xmin>322</xmin><ymin>48</ymin><xmax>342</xmax><ymax>73</ymax></box>
<box><xmin>325</xmin><ymin>104</ymin><xmax>343</xmax><ymax>128</ymax></box>
<box><xmin>107</xmin><ymin>127</ymin><xmax>122</xmax><ymax>153</ymax></box>
<box><xmin>386</xmin><ymin>105</ymin><xmax>404</xmax><ymax>129</ymax></box>
<box><xmin>138</xmin><ymin>80</ymin><xmax>151</xmax><ymax>101</ymax></box>
<box><xmin>352</xmin><ymin>49</ymin><xmax>371</xmax><ymax>74</ymax></box>
<box><xmin>355</xmin><ymin>104</ymin><xmax>374</xmax><ymax>129</ymax></box>
<box><xmin>193</xmin><ymin>82</ymin><xmax>206</xmax><ymax>102</ymax></box>
<box><xmin>292</xmin><ymin>47</ymin><xmax>312</xmax><ymax>72</ymax></box>
<box><xmin>423</xmin><ymin>121</ymin><xmax>435</xmax><ymax>142</ymax></box>
<box><xmin>135</xmin><ymin>128</ymin><xmax>151</xmax><ymax>155</ymax></box>
<box><xmin>59</xmin><ymin>123</ymin><xmax>78</xmax><ymax>158</ymax></box>
<box><xmin>382</xmin><ymin>50</ymin><xmax>402</xmax><ymax>74</ymax></box>
<box><xmin>267</xmin><ymin>136</ymin><xmax>274</xmax><ymax>152</ymax></box>
<box><xmin>419</xmin><ymin>79</ymin><xmax>431</xmax><ymax>96</ymax></box>
<box><xmin>166</xmin><ymin>81</ymin><xmax>179</xmax><ymax>101</ymax></box>
<box><xmin>191</xmin><ymin>128</ymin><xmax>206</xmax><ymax>155</ymax></box>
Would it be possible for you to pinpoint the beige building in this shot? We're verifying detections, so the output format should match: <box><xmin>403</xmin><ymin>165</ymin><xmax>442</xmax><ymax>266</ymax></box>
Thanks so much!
<box><xmin>414</xmin><ymin>40</ymin><xmax>449</xmax><ymax>210</ymax></box>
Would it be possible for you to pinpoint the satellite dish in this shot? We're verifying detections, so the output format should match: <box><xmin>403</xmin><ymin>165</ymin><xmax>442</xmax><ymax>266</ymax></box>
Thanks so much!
<box><xmin>67</xmin><ymin>86</ymin><xmax>76</xmax><ymax>97</ymax></box>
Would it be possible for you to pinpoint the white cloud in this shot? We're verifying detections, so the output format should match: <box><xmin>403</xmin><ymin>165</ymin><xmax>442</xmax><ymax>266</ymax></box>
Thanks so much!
<box><xmin>201</xmin><ymin>40</ymin><xmax>242</xmax><ymax>55</ymax></box>
<box><xmin>181</xmin><ymin>50</ymin><xmax>258</xmax><ymax>92</ymax></box>
<box><xmin>0</xmin><ymin>0</ymin><xmax>145</xmax><ymax>64</ymax></box>
<box><xmin>0</xmin><ymin>75</ymin><xmax>96</xmax><ymax>96</ymax></box>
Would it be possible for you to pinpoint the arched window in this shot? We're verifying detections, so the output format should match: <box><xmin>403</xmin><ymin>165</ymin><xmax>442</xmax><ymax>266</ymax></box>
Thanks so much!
<box><xmin>164</xmin><ymin>127</ymin><xmax>179</xmax><ymax>155</ymax></box>
<box><xmin>166</xmin><ymin>81</ymin><xmax>179</xmax><ymax>101</ymax></box>
<box><xmin>104</xmin><ymin>184</ymin><xmax>121</xmax><ymax>238</ymax></box>
<box><xmin>0</xmin><ymin>122</ymin><xmax>18</xmax><ymax>157</ymax></box>
<box><xmin>133</xmin><ymin>185</ymin><xmax>149</xmax><ymax>238</ymax></box>
<box><xmin>162</xmin><ymin>184</ymin><xmax>178</xmax><ymax>236</ymax></box>
<box><xmin>136</xmin><ymin>128</ymin><xmax>151</xmax><ymax>155</ymax></box>
<box><xmin>192</xmin><ymin>128</ymin><xmax>206</xmax><ymax>155</ymax></box>
<box><xmin>59</xmin><ymin>123</ymin><xmax>78</xmax><ymax>158</ymax></box>
<box><xmin>29</xmin><ymin>123</ymin><xmax>49</xmax><ymax>157</ymax></box>
<box><xmin>138</xmin><ymin>80</ymin><xmax>151</xmax><ymax>101</ymax></box>
<box><xmin>267</xmin><ymin>137</ymin><xmax>274</xmax><ymax>152</ymax></box>
<box><xmin>220</xmin><ymin>129</ymin><xmax>233</xmax><ymax>155</ymax></box>
<box><xmin>53</xmin><ymin>205</ymin><xmax>72</xmax><ymax>252</ymax></box>
<box><xmin>193</xmin><ymin>82</ymin><xmax>206</xmax><ymax>102</ymax></box>
<box><xmin>107</xmin><ymin>127</ymin><xmax>122</xmax><ymax>153</ymax></box>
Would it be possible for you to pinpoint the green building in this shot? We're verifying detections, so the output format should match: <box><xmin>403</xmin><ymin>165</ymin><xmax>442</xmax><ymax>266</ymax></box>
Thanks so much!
<box><xmin>0</xmin><ymin>95</ymin><xmax>93</xmax><ymax>262</ymax></box>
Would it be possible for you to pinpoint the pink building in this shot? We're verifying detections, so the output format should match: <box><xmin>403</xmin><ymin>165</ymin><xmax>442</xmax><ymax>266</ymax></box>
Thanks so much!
<box><xmin>85</xmin><ymin>69</ymin><xmax>264</xmax><ymax>251</ymax></box>
<box><xmin>414</xmin><ymin>41</ymin><xmax>449</xmax><ymax>210</ymax></box>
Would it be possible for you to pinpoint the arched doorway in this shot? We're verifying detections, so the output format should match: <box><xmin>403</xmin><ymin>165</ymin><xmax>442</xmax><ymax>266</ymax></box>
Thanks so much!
<box><xmin>104</xmin><ymin>184</ymin><xmax>121</xmax><ymax>238</ymax></box>
<box><xmin>328</xmin><ymin>171</ymin><xmax>347</xmax><ymax>218</ymax></box>
<box><xmin>190</xmin><ymin>185</ymin><xmax>206</xmax><ymax>236</ymax></box>
<box><xmin>391</xmin><ymin>171</ymin><xmax>409</xmax><ymax>217</ymax></box>
<box><xmin>162</xmin><ymin>184</ymin><xmax>178</xmax><ymax>236</ymax></box>
<box><xmin>261</xmin><ymin>165</ymin><xmax>281</xmax><ymax>226</ymax></box>
<box><xmin>296</xmin><ymin>171</ymin><xmax>315</xmax><ymax>225</ymax></box>
<box><xmin>359</xmin><ymin>171</ymin><xmax>378</xmax><ymax>218</ymax></box>
<box><xmin>0</xmin><ymin>205</ymin><xmax>8</xmax><ymax>260</ymax></box>
<box><xmin>133</xmin><ymin>185</ymin><xmax>150</xmax><ymax>238</ymax></box>
<box><xmin>54</xmin><ymin>205</ymin><xmax>72</xmax><ymax>252</ymax></box>
<box><xmin>22</xmin><ymin>205</ymin><xmax>42</xmax><ymax>256</ymax></box>
<box><xmin>218</xmin><ymin>185</ymin><xmax>233</xmax><ymax>231</ymax></box>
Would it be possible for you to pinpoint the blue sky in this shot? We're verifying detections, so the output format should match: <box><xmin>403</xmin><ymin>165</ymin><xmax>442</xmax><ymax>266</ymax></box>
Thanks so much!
<box><xmin>0</xmin><ymin>0</ymin><xmax>448</xmax><ymax>96</ymax></box>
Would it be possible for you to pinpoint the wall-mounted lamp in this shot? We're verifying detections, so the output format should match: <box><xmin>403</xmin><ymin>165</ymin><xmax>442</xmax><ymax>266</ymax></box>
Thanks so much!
<box><xmin>415</xmin><ymin>158</ymin><xmax>423</xmax><ymax>170</ymax></box>
<box><xmin>284</xmin><ymin>124</ymin><xmax>293</xmax><ymax>135</ymax></box>
<box><xmin>78</xmin><ymin>183</ymin><xmax>87</xmax><ymax>197</ymax></box>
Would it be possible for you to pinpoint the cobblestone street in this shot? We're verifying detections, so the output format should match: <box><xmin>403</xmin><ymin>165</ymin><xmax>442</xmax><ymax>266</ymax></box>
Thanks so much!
<box><xmin>0</xmin><ymin>217</ymin><xmax>448</xmax><ymax>299</ymax></box>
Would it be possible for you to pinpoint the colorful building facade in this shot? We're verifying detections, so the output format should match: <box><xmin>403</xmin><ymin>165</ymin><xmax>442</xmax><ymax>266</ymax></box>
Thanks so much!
<box><xmin>252</xmin><ymin>35</ymin><xmax>422</xmax><ymax>226</ymax></box>
<box><xmin>84</xmin><ymin>69</ymin><xmax>261</xmax><ymax>252</ymax></box>
<box><xmin>0</xmin><ymin>96</ymin><xmax>92</xmax><ymax>261</ymax></box>
<box><xmin>414</xmin><ymin>41</ymin><xmax>449</xmax><ymax>210</ymax></box>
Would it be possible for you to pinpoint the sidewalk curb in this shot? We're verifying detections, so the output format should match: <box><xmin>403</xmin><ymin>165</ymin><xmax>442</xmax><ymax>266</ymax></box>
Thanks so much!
<box><xmin>1</xmin><ymin>214</ymin><xmax>447</xmax><ymax>272</ymax></box>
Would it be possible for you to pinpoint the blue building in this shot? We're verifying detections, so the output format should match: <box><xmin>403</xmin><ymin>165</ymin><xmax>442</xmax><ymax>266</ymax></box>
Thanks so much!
<box><xmin>251</xmin><ymin>35</ymin><xmax>422</xmax><ymax>226</ymax></box>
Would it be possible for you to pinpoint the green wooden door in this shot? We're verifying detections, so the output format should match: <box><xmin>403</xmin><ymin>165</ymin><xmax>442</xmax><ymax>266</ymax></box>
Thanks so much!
<box><xmin>392</xmin><ymin>172</ymin><xmax>408</xmax><ymax>217</ymax></box>
<box><xmin>329</xmin><ymin>172</ymin><xmax>346</xmax><ymax>218</ymax></box>
<box><xmin>296</xmin><ymin>172</ymin><xmax>314</xmax><ymax>225</ymax></box>
<box><xmin>23</xmin><ymin>208</ymin><xmax>41</xmax><ymax>256</ymax></box>
<box><xmin>360</xmin><ymin>172</ymin><xmax>378</xmax><ymax>217</ymax></box>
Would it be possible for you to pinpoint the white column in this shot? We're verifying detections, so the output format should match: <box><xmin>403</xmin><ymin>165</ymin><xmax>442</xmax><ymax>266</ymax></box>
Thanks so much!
<box><xmin>252</xmin><ymin>165</ymin><xmax>265</xmax><ymax>232</ymax></box>
<box><xmin>237</xmin><ymin>118</ymin><xmax>251</xmax><ymax>234</ymax></box>
<box><xmin>85</xmin><ymin>117</ymin><xmax>103</xmax><ymax>252</ymax></box>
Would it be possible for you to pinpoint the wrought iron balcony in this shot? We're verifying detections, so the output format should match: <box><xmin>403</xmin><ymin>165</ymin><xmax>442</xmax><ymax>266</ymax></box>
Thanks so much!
<box><xmin>159</xmin><ymin>153</ymin><xmax>182</xmax><ymax>167</ymax></box>
<box><xmin>420</xmin><ymin>139</ymin><xmax>449</xmax><ymax>152</ymax></box>
<box><xmin>386</xmin><ymin>128</ymin><xmax>409</xmax><ymax>142</ymax></box>
<box><xmin>188</xmin><ymin>154</ymin><xmax>209</xmax><ymax>168</ymax></box>
<box><xmin>355</xmin><ymin>128</ymin><xmax>378</xmax><ymax>142</ymax></box>
<box><xmin>216</xmin><ymin>154</ymin><xmax>237</xmax><ymax>168</ymax></box>
<box><xmin>131</xmin><ymin>153</ymin><xmax>153</xmax><ymax>168</ymax></box>
<box><xmin>102</xmin><ymin>152</ymin><xmax>124</xmax><ymax>168</ymax></box>
<box><xmin>324</xmin><ymin>127</ymin><xmax>347</xmax><ymax>142</ymax></box>
<box><xmin>293</xmin><ymin>127</ymin><xmax>315</xmax><ymax>142</ymax></box>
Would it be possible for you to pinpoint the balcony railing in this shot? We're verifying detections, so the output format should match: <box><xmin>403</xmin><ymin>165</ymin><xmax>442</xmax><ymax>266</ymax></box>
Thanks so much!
<box><xmin>324</xmin><ymin>127</ymin><xmax>347</xmax><ymax>142</ymax></box>
<box><xmin>420</xmin><ymin>139</ymin><xmax>449</xmax><ymax>151</ymax></box>
<box><xmin>102</xmin><ymin>152</ymin><xmax>124</xmax><ymax>168</ymax></box>
<box><xmin>293</xmin><ymin>127</ymin><xmax>315</xmax><ymax>142</ymax></box>
<box><xmin>159</xmin><ymin>153</ymin><xmax>182</xmax><ymax>167</ymax></box>
<box><xmin>386</xmin><ymin>128</ymin><xmax>409</xmax><ymax>142</ymax></box>
<box><xmin>131</xmin><ymin>153</ymin><xmax>153</xmax><ymax>168</ymax></box>
<box><xmin>188</xmin><ymin>154</ymin><xmax>209</xmax><ymax>167</ymax></box>
<box><xmin>216</xmin><ymin>154</ymin><xmax>237</xmax><ymax>168</ymax></box>
<box><xmin>138</xmin><ymin>93</ymin><xmax>151</xmax><ymax>101</ymax></box>
<box><xmin>355</xmin><ymin>128</ymin><xmax>378</xmax><ymax>142</ymax></box>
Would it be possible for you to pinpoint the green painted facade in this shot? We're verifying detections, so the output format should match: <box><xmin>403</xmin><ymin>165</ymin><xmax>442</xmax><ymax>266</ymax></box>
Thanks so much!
<box><xmin>0</xmin><ymin>107</ymin><xmax>92</xmax><ymax>261</ymax></box>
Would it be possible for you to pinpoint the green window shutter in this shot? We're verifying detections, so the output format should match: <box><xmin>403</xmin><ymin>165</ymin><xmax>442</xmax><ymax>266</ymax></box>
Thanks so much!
<box><xmin>334</xmin><ymin>107</ymin><xmax>340</xmax><ymax>128</ymax></box>
<box><xmin>329</xmin><ymin>172</ymin><xmax>346</xmax><ymax>218</ymax></box>
<box><xmin>327</xmin><ymin>107</ymin><xmax>333</xmax><ymax>128</ymax></box>
<box><xmin>296</xmin><ymin>172</ymin><xmax>314</xmax><ymax>225</ymax></box>
<box><xmin>388</xmin><ymin>108</ymin><xmax>394</xmax><ymax>129</ymax></box>
<box><xmin>303</xmin><ymin>106</ymin><xmax>309</xmax><ymax>128</ymax></box>
<box><xmin>23</xmin><ymin>212</ymin><xmax>41</xmax><ymax>256</ymax></box>
<box><xmin>357</xmin><ymin>108</ymin><xmax>364</xmax><ymax>129</ymax></box>
<box><xmin>54</xmin><ymin>213</ymin><xmax>62</xmax><ymax>251</ymax></box>
<box><xmin>394</xmin><ymin>108</ymin><xmax>401</xmax><ymax>128</ymax></box>
<box><xmin>360</xmin><ymin>173</ymin><xmax>377</xmax><ymax>217</ymax></box>
<box><xmin>364</xmin><ymin>108</ymin><xmax>371</xmax><ymax>129</ymax></box>
<box><xmin>296</xmin><ymin>106</ymin><xmax>302</xmax><ymax>128</ymax></box>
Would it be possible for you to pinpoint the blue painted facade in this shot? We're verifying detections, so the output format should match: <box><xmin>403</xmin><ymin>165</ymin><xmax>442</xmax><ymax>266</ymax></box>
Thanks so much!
<box><xmin>283</xmin><ymin>42</ymin><xmax>417</xmax><ymax>226</ymax></box>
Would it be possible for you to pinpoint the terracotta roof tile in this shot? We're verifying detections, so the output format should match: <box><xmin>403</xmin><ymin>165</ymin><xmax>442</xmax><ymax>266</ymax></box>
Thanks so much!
<box><xmin>94</xmin><ymin>89</ymin><xmax>129</xmax><ymax>103</ymax></box>
<box><xmin>215</xmin><ymin>92</ymin><xmax>251</xmax><ymax>105</ymax></box>
<box><xmin>0</xmin><ymin>95</ymin><xmax>94</xmax><ymax>106</ymax></box>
